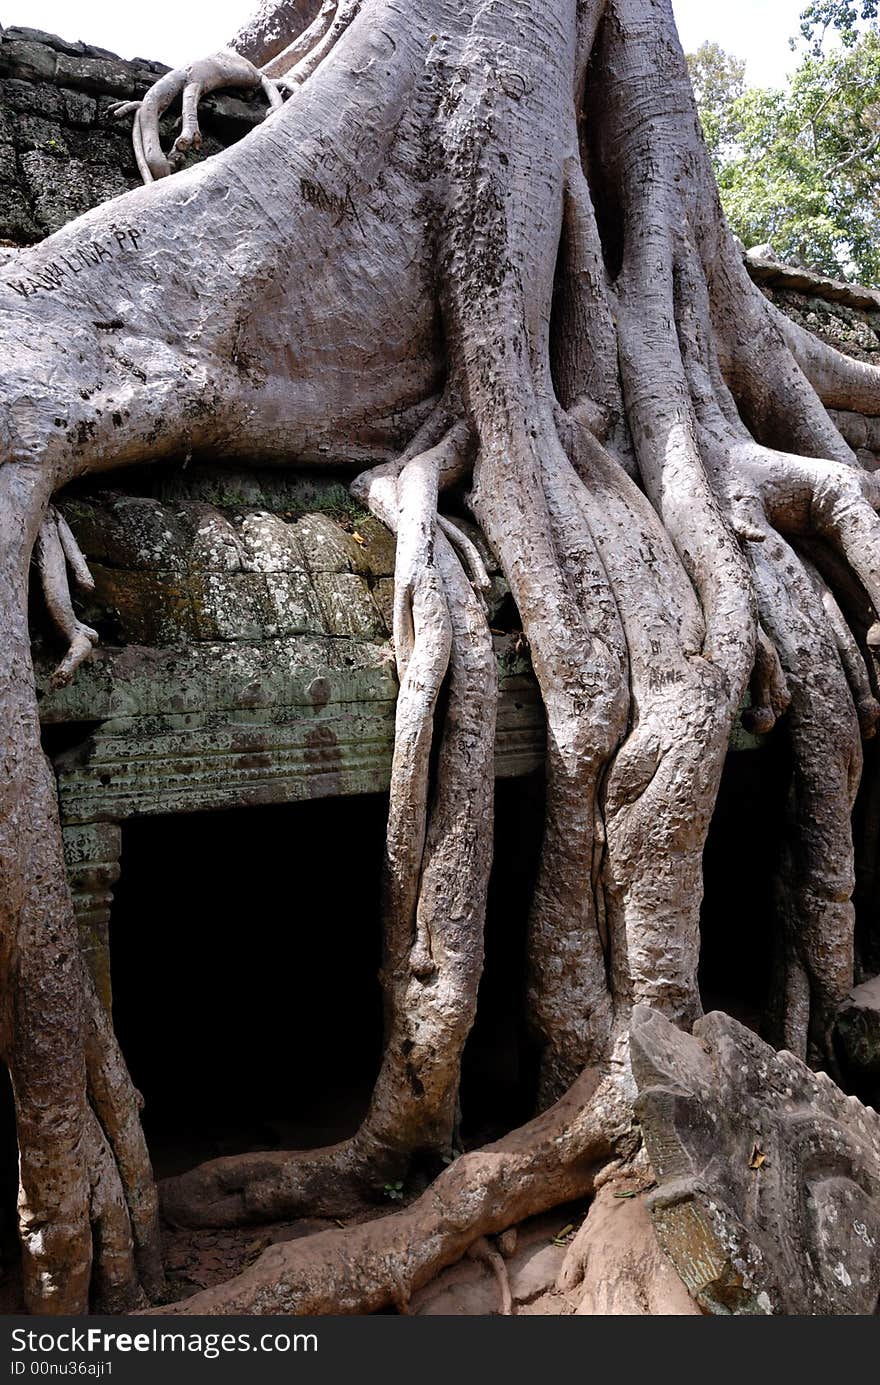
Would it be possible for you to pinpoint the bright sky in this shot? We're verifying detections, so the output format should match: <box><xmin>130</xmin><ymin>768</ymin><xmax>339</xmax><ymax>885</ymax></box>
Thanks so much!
<box><xmin>673</xmin><ymin>0</ymin><xmax>804</xmax><ymax>87</ymax></box>
<box><xmin>7</xmin><ymin>0</ymin><xmax>807</xmax><ymax>83</ymax></box>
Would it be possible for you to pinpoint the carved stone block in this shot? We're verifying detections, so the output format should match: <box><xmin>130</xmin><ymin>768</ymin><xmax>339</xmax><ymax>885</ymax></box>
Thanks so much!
<box><xmin>632</xmin><ymin>1006</ymin><xmax>880</xmax><ymax>1314</ymax></box>
<box><xmin>62</xmin><ymin>821</ymin><xmax>121</xmax><ymax>1013</ymax></box>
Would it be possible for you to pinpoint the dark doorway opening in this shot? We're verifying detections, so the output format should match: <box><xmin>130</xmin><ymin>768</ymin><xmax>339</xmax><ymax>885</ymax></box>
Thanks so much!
<box><xmin>460</xmin><ymin>772</ymin><xmax>545</xmax><ymax>1145</ymax></box>
<box><xmin>109</xmin><ymin>776</ymin><xmax>546</xmax><ymax>1182</ymax></box>
<box><xmin>699</xmin><ymin>742</ymin><xmax>790</xmax><ymax>1030</ymax></box>
<box><xmin>111</xmin><ymin>796</ymin><xmax>387</xmax><ymax>1180</ymax></box>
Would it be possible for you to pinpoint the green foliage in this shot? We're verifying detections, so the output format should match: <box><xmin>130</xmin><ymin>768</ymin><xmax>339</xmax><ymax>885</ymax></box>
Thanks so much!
<box><xmin>687</xmin><ymin>26</ymin><xmax>880</xmax><ymax>285</ymax></box>
<box><xmin>799</xmin><ymin>1</ymin><xmax>878</xmax><ymax>53</ymax></box>
<box><xmin>686</xmin><ymin>42</ymin><xmax>747</xmax><ymax>159</ymax></box>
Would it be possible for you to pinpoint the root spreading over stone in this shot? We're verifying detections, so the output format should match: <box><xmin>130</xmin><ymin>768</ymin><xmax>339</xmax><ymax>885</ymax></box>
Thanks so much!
<box><xmin>2</xmin><ymin>0</ymin><xmax>880</xmax><ymax>1314</ymax></box>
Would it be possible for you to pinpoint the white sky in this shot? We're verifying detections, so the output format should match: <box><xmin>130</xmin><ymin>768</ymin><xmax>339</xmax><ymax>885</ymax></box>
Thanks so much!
<box><xmin>673</xmin><ymin>0</ymin><xmax>804</xmax><ymax>86</ymax></box>
<box><xmin>5</xmin><ymin>0</ymin><xmax>806</xmax><ymax>83</ymax></box>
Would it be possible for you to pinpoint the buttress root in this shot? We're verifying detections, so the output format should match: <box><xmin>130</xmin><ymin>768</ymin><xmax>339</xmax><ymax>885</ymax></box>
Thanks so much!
<box><xmin>112</xmin><ymin>50</ymin><xmax>283</xmax><ymax>183</ymax></box>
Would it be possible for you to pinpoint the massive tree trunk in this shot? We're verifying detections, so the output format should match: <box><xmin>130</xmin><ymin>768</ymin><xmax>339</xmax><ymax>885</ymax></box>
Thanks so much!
<box><xmin>2</xmin><ymin>0</ymin><xmax>880</xmax><ymax>1313</ymax></box>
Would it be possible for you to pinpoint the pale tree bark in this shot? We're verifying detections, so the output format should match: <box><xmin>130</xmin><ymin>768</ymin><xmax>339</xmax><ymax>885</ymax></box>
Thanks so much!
<box><xmin>2</xmin><ymin>0</ymin><xmax>880</xmax><ymax>1314</ymax></box>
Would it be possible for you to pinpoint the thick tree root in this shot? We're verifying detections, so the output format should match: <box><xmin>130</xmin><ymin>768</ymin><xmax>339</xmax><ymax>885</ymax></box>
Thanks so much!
<box><xmin>35</xmin><ymin>507</ymin><xmax>98</xmax><ymax>688</ymax></box>
<box><xmin>557</xmin><ymin>1177</ymin><xmax>700</xmax><ymax>1315</ymax></box>
<box><xmin>150</xmin><ymin>1069</ymin><xmax>631</xmax><ymax>1314</ymax></box>
<box><xmin>2</xmin><ymin>470</ymin><xmax>160</xmax><ymax>1313</ymax></box>
<box><xmin>803</xmin><ymin>559</ymin><xmax>880</xmax><ymax>740</ymax></box>
<box><xmin>113</xmin><ymin>51</ymin><xmax>283</xmax><ymax>183</ymax></box>
<box><xmin>162</xmin><ymin>419</ymin><xmax>496</xmax><ymax>1227</ymax></box>
<box><xmin>265</xmin><ymin>0</ymin><xmax>362</xmax><ymax>90</ymax></box>
<box><xmin>773</xmin><ymin>306</ymin><xmax>880</xmax><ymax>418</ymax></box>
<box><xmin>230</xmin><ymin>1</ymin><xmax>328</xmax><ymax>69</ymax></box>
<box><xmin>85</xmin><ymin>1112</ymin><xmax>147</xmax><ymax>1314</ymax></box>
<box><xmin>749</xmin><ymin>537</ymin><xmax>860</xmax><ymax>1063</ymax></box>
<box><xmin>258</xmin><ymin>1</ymin><xmax>340</xmax><ymax>79</ymax></box>
<box><xmin>84</xmin><ymin>979</ymin><xmax>164</xmax><ymax>1298</ymax></box>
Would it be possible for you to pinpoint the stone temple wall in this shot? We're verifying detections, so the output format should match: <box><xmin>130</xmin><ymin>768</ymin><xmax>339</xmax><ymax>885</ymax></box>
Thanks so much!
<box><xmin>747</xmin><ymin>258</ymin><xmax>880</xmax><ymax>469</ymax></box>
<box><xmin>0</xmin><ymin>24</ymin><xmax>267</xmax><ymax>243</ymax></box>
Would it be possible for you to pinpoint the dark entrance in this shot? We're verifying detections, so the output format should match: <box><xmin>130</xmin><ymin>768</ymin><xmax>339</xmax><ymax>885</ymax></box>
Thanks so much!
<box><xmin>699</xmin><ymin>742</ymin><xmax>790</xmax><ymax>1029</ymax></box>
<box><xmin>111</xmin><ymin>796</ymin><xmax>387</xmax><ymax>1179</ymax></box>
<box><xmin>109</xmin><ymin>777</ymin><xmax>546</xmax><ymax>1181</ymax></box>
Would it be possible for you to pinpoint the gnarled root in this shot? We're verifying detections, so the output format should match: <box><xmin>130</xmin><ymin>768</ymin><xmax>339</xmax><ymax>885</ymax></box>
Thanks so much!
<box><xmin>585</xmin><ymin>0</ymin><xmax>880</xmax><ymax>1064</ymax></box>
<box><xmin>161</xmin><ymin>419</ymin><xmax>497</xmax><ymax>1227</ymax></box>
<box><xmin>84</xmin><ymin>977</ymin><xmax>164</xmax><ymax>1299</ymax></box>
<box><xmin>9</xmin><ymin>790</ymin><xmax>131</xmax><ymax>1319</ymax></box>
<box><xmin>472</xmin><ymin>423</ymin><xmax>628</xmax><ymax>1104</ymax></box>
<box><xmin>262</xmin><ymin>0</ymin><xmax>363</xmax><ymax>90</ymax></box>
<box><xmin>748</xmin><ymin>537</ymin><xmax>860</xmax><ymax>1064</ymax></box>
<box><xmin>35</xmin><ymin>506</ymin><xmax>98</xmax><ymax>689</ymax></box>
<box><xmin>557</xmin><ymin>1177</ymin><xmax>700</xmax><ymax>1315</ymax></box>
<box><xmin>772</xmin><ymin>305</ymin><xmax>880</xmax><ymax>418</ymax></box>
<box><xmin>576</xmin><ymin>427</ymin><xmax>748</xmax><ymax>1033</ymax></box>
<box><xmin>113</xmin><ymin>50</ymin><xmax>283</xmax><ymax>183</ymax></box>
<box><xmin>12</xmin><ymin>0</ymin><xmax>880</xmax><ymax>1315</ymax></box>
<box><xmin>3</xmin><ymin>476</ymin><xmax>160</xmax><ymax>1313</ymax></box>
<box><xmin>150</xmin><ymin>1068</ymin><xmax>630</xmax><ymax>1315</ymax></box>
<box><xmin>84</xmin><ymin>1111</ymin><xmax>147</xmax><ymax>1314</ymax></box>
